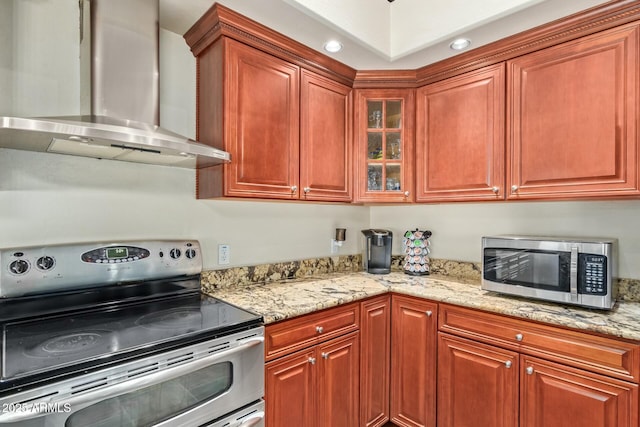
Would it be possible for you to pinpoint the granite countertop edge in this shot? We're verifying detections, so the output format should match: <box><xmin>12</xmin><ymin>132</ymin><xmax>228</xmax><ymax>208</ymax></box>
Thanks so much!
<box><xmin>204</xmin><ymin>272</ymin><xmax>640</xmax><ymax>342</ymax></box>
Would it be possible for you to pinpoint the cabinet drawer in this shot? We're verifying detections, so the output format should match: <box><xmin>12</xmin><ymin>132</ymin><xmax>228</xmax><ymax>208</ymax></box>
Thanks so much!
<box><xmin>439</xmin><ymin>304</ymin><xmax>640</xmax><ymax>382</ymax></box>
<box><xmin>265</xmin><ymin>303</ymin><xmax>359</xmax><ymax>361</ymax></box>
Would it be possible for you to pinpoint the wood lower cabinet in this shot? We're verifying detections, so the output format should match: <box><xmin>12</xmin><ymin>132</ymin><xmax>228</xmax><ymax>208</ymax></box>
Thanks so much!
<box><xmin>521</xmin><ymin>356</ymin><xmax>638</xmax><ymax>427</ymax></box>
<box><xmin>266</xmin><ymin>348</ymin><xmax>316</xmax><ymax>427</ymax></box>
<box><xmin>265</xmin><ymin>332</ymin><xmax>359</xmax><ymax>427</ymax></box>
<box><xmin>360</xmin><ymin>295</ymin><xmax>391</xmax><ymax>427</ymax></box>
<box><xmin>438</xmin><ymin>333</ymin><xmax>519</xmax><ymax>427</ymax></box>
<box><xmin>507</xmin><ymin>23</ymin><xmax>640</xmax><ymax>200</ymax></box>
<box><xmin>415</xmin><ymin>63</ymin><xmax>505</xmax><ymax>202</ymax></box>
<box><xmin>317</xmin><ymin>333</ymin><xmax>360</xmax><ymax>427</ymax></box>
<box><xmin>390</xmin><ymin>295</ymin><xmax>437</xmax><ymax>427</ymax></box>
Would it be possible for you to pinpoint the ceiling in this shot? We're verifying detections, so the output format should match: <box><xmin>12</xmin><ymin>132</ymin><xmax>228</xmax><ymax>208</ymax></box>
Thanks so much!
<box><xmin>160</xmin><ymin>0</ymin><xmax>610</xmax><ymax>70</ymax></box>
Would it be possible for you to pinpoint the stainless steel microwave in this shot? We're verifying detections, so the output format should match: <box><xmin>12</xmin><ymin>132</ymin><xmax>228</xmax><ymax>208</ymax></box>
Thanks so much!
<box><xmin>481</xmin><ymin>236</ymin><xmax>617</xmax><ymax>309</ymax></box>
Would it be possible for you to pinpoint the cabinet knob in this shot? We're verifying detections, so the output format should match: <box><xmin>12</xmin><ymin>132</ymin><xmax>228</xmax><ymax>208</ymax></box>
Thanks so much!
<box><xmin>515</xmin><ymin>333</ymin><xmax>523</xmax><ymax>342</ymax></box>
<box><xmin>505</xmin><ymin>360</ymin><xmax>512</xmax><ymax>369</ymax></box>
<box><xmin>492</xmin><ymin>186</ymin><xmax>500</xmax><ymax>194</ymax></box>
<box><xmin>404</xmin><ymin>191</ymin><xmax>410</xmax><ymax>197</ymax></box>
<box><xmin>526</xmin><ymin>366</ymin><xmax>534</xmax><ymax>375</ymax></box>
<box><xmin>511</xmin><ymin>185</ymin><xmax>519</xmax><ymax>193</ymax></box>
<box><xmin>316</xmin><ymin>326</ymin><xmax>324</xmax><ymax>334</ymax></box>
<box><xmin>425</xmin><ymin>310</ymin><xmax>433</xmax><ymax>317</ymax></box>
<box><xmin>303</xmin><ymin>187</ymin><xmax>311</xmax><ymax>193</ymax></box>
<box><xmin>291</xmin><ymin>185</ymin><xmax>298</xmax><ymax>193</ymax></box>
<box><xmin>308</xmin><ymin>357</ymin><xmax>316</xmax><ymax>365</ymax></box>
<box><xmin>321</xmin><ymin>352</ymin><xmax>329</xmax><ymax>359</ymax></box>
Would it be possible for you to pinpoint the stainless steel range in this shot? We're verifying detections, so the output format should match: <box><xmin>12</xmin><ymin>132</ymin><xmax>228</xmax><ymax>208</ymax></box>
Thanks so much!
<box><xmin>0</xmin><ymin>240</ymin><xmax>264</xmax><ymax>426</ymax></box>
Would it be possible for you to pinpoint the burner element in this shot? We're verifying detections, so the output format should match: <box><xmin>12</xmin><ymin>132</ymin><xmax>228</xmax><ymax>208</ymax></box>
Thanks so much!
<box><xmin>26</xmin><ymin>331</ymin><xmax>111</xmax><ymax>358</ymax></box>
<box><xmin>136</xmin><ymin>308</ymin><xmax>201</xmax><ymax>330</ymax></box>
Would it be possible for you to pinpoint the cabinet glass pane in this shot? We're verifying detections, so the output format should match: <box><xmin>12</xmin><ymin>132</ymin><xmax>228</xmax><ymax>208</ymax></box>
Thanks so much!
<box><xmin>367</xmin><ymin>133</ymin><xmax>383</xmax><ymax>159</ymax></box>
<box><xmin>386</xmin><ymin>101</ymin><xmax>402</xmax><ymax>128</ymax></box>
<box><xmin>386</xmin><ymin>133</ymin><xmax>401</xmax><ymax>159</ymax></box>
<box><xmin>385</xmin><ymin>164</ymin><xmax>402</xmax><ymax>191</ymax></box>
<box><xmin>368</xmin><ymin>101</ymin><xmax>383</xmax><ymax>128</ymax></box>
<box><xmin>367</xmin><ymin>164</ymin><xmax>383</xmax><ymax>191</ymax></box>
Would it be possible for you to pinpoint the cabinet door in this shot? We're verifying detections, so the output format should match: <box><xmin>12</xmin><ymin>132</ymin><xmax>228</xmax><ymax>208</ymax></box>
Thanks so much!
<box><xmin>390</xmin><ymin>295</ymin><xmax>437</xmax><ymax>427</ymax></box>
<box><xmin>521</xmin><ymin>355</ymin><xmax>639</xmax><ymax>427</ymax></box>
<box><xmin>355</xmin><ymin>89</ymin><xmax>415</xmax><ymax>203</ymax></box>
<box><xmin>507</xmin><ymin>23</ymin><xmax>640</xmax><ymax>200</ymax></box>
<box><xmin>438</xmin><ymin>333</ymin><xmax>518</xmax><ymax>427</ymax></box>
<box><xmin>300</xmin><ymin>70</ymin><xmax>352</xmax><ymax>202</ymax></box>
<box><xmin>360</xmin><ymin>296</ymin><xmax>391</xmax><ymax>427</ymax></box>
<box><xmin>416</xmin><ymin>64</ymin><xmax>505</xmax><ymax>202</ymax></box>
<box><xmin>225</xmin><ymin>39</ymin><xmax>300</xmax><ymax>199</ymax></box>
<box><xmin>265</xmin><ymin>349</ymin><xmax>316</xmax><ymax>427</ymax></box>
<box><xmin>317</xmin><ymin>332</ymin><xmax>360</xmax><ymax>427</ymax></box>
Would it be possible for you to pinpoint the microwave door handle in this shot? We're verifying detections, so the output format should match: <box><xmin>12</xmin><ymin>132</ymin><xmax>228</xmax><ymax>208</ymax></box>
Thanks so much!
<box><xmin>570</xmin><ymin>246</ymin><xmax>579</xmax><ymax>302</ymax></box>
<box><xmin>0</xmin><ymin>336</ymin><xmax>264</xmax><ymax>424</ymax></box>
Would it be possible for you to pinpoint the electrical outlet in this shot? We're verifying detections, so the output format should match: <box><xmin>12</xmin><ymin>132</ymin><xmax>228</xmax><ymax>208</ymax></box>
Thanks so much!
<box><xmin>218</xmin><ymin>244</ymin><xmax>230</xmax><ymax>265</ymax></box>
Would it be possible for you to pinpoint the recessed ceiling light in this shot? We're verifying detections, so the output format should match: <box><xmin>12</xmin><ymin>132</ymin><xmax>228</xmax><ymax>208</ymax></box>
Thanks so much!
<box><xmin>323</xmin><ymin>40</ymin><xmax>343</xmax><ymax>53</ymax></box>
<box><xmin>449</xmin><ymin>38</ymin><xmax>471</xmax><ymax>51</ymax></box>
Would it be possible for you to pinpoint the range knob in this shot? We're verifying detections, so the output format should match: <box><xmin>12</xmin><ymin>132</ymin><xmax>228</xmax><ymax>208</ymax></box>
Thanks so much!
<box><xmin>36</xmin><ymin>256</ymin><xmax>55</xmax><ymax>271</ymax></box>
<box><xmin>9</xmin><ymin>259</ymin><xmax>30</xmax><ymax>275</ymax></box>
<box><xmin>185</xmin><ymin>248</ymin><xmax>197</xmax><ymax>259</ymax></box>
<box><xmin>169</xmin><ymin>248</ymin><xmax>182</xmax><ymax>259</ymax></box>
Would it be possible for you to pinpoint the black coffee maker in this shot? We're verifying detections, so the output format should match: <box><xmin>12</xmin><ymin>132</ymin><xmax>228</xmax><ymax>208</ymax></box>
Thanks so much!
<box><xmin>361</xmin><ymin>229</ymin><xmax>393</xmax><ymax>274</ymax></box>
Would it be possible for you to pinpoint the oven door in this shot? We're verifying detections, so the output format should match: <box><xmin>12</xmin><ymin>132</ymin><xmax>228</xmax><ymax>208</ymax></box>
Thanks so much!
<box><xmin>0</xmin><ymin>327</ymin><xmax>264</xmax><ymax>427</ymax></box>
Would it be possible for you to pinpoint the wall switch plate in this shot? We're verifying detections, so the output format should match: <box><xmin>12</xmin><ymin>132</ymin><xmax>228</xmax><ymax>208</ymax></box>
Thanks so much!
<box><xmin>218</xmin><ymin>244</ymin><xmax>230</xmax><ymax>265</ymax></box>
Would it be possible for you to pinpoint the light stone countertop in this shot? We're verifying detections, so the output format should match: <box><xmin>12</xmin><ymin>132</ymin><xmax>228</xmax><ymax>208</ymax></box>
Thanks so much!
<box><xmin>205</xmin><ymin>272</ymin><xmax>640</xmax><ymax>342</ymax></box>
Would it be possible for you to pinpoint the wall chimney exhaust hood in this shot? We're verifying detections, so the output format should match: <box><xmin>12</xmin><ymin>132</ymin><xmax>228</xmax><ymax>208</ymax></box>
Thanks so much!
<box><xmin>0</xmin><ymin>0</ymin><xmax>229</xmax><ymax>169</ymax></box>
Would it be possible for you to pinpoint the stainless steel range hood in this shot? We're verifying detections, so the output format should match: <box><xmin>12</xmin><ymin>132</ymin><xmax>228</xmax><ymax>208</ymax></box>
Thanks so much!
<box><xmin>0</xmin><ymin>0</ymin><xmax>229</xmax><ymax>169</ymax></box>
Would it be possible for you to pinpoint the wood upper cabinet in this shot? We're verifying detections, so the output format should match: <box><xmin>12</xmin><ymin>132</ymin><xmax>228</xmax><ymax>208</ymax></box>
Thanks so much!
<box><xmin>354</xmin><ymin>89</ymin><xmax>415</xmax><ymax>203</ymax></box>
<box><xmin>195</xmin><ymin>38</ymin><xmax>352</xmax><ymax>201</ymax></box>
<box><xmin>415</xmin><ymin>64</ymin><xmax>506</xmax><ymax>202</ymax></box>
<box><xmin>390</xmin><ymin>295</ymin><xmax>437</xmax><ymax>427</ymax></box>
<box><xmin>507</xmin><ymin>23</ymin><xmax>640</xmax><ymax>200</ymax></box>
<box><xmin>438</xmin><ymin>333</ymin><xmax>519</xmax><ymax>427</ymax></box>
<box><xmin>521</xmin><ymin>356</ymin><xmax>638</xmax><ymax>427</ymax></box>
<box><xmin>360</xmin><ymin>295</ymin><xmax>391</xmax><ymax>427</ymax></box>
<box><xmin>300</xmin><ymin>70</ymin><xmax>352</xmax><ymax>202</ymax></box>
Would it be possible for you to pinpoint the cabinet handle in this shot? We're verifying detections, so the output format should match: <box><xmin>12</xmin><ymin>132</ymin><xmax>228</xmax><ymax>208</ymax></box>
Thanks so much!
<box><xmin>515</xmin><ymin>333</ymin><xmax>523</xmax><ymax>341</ymax></box>
<box><xmin>291</xmin><ymin>186</ymin><xmax>298</xmax><ymax>193</ymax></box>
<box><xmin>316</xmin><ymin>326</ymin><xmax>324</xmax><ymax>334</ymax></box>
<box><xmin>303</xmin><ymin>187</ymin><xmax>310</xmax><ymax>193</ymax></box>
<box><xmin>505</xmin><ymin>361</ymin><xmax>512</xmax><ymax>368</ymax></box>
<box><xmin>492</xmin><ymin>186</ymin><xmax>499</xmax><ymax>194</ymax></box>
<box><xmin>404</xmin><ymin>191</ymin><xmax>410</xmax><ymax>197</ymax></box>
<box><xmin>308</xmin><ymin>357</ymin><xmax>316</xmax><ymax>365</ymax></box>
<box><xmin>511</xmin><ymin>185</ymin><xmax>519</xmax><ymax>193</ymax></box>
<box><xmin>321</xmin><ymin>352</ymin><xmax>328</xmax><ymax>360</ymax></box>
<box><xmin>526</xmin><ymin>366</ymin><xmax>534</xmax><ymax>375</ymax></box>
<box><xmin>425</xmin><ymin>310</ymin><xmax>433</xmax><ymax>317</ymax></box>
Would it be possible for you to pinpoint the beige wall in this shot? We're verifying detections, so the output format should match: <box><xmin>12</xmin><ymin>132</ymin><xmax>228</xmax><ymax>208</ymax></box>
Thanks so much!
<box><xmin>370</xmin><ymin>201</ymin><xmax>640</xmax><ymax>279</ymax></box>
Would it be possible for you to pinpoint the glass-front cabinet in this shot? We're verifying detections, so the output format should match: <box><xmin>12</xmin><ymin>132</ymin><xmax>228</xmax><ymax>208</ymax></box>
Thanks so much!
<box><xmin>355</xmin><ymin>89</ymin><xmax>414</xmax><ymax>202</ymax></box>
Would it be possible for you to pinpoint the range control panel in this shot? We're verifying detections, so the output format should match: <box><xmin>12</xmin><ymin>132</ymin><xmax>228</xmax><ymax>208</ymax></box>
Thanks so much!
<box><xmin>1</xmin><ymin>240</ymin><xmax>202</xmax><ymax>298</ymax></box>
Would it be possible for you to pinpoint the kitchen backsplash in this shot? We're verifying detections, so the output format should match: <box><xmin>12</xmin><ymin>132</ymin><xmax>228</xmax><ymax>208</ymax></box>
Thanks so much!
<box><xmin>202</xmin><ymin>254</ymin><xmax>640</xmax><ymax>302</ymax></box>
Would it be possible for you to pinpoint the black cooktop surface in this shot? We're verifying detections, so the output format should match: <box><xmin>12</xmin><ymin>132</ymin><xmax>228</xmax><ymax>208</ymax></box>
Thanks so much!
<box><xmin>0</xmin><ymin>276</ymin><xmax>262</xmax><ymax>392</ymax></box>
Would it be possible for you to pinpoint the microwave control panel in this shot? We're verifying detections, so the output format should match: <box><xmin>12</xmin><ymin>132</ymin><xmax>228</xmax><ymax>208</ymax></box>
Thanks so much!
<box><xmin>578</xmin><ymin>254</ymin><xmax>607</xmax><ymax>295</ymax></box>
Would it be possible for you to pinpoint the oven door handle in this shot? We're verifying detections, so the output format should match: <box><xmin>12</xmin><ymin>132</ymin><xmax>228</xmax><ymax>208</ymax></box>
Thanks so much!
<box><xmin>0</xmin><ymin>336</ymin><xmax>264</xmax><ymax>424</ymax></box>
<box><xmin>237</xmin><ymin>410</ymin><xmax>265</xmax><ymax>427</ymax></box>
